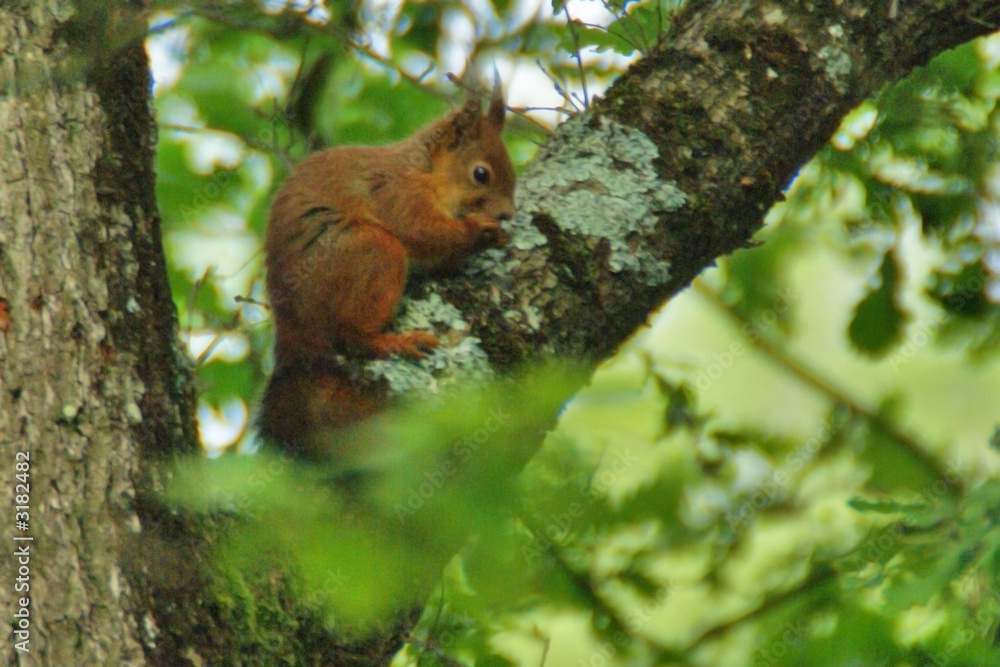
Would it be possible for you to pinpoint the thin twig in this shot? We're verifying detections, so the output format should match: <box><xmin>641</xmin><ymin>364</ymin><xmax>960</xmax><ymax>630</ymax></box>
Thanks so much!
<box><xmin>234</xmin><ymin>295</ymin><xmax>268</xmax><ymax>309</ymax></box>
<box><xmin>683</xmin><ymin>565</ymin><xmax>838</xmax><ymax>653</ymax></box>
<box><xmin>563</xmin><ymin>5</ymin><xmax>589</xmax><ymax>108</ymax></box>
<box><xmin>536</xmin><ymin>59</ymin><xmax>579</xmax><ymax>113</ymax></box>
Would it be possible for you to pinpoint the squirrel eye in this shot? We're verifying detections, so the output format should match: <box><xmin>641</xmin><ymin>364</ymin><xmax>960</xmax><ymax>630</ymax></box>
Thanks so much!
<box><xmin>472</xmin><ymin>165</ymin><xmax>490</xmax><ymax>185</ymax></box>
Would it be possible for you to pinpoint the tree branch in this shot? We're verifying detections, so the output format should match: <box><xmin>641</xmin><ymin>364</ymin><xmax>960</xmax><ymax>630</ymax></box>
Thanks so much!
<box><xmin>375</xmin><ymin>0</ymin><xmax>999</xmax><ymax>398</ymax></box>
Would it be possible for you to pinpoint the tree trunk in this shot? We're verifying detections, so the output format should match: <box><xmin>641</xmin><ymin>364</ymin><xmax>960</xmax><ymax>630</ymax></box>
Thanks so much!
<box><xmin>0</xmin><ymin>0</ymin><xmax>997</xmax><ymax>665</ymax></box>
<box><xmin>0</xmin><ymin>1</ymin><xmax>197</xmax><ymax>664</ymax></box>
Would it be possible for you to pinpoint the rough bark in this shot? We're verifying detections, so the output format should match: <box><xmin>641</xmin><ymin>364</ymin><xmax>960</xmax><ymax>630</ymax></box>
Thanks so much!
<box><xmin>0</xmin><ymin>0</ymin><xmax>197</xmax><ymax>664</ymax></box>
<box><xmin>0</xmin><ymin>0</ymin><xmax>997</xmax><ymax>665</ymax></box>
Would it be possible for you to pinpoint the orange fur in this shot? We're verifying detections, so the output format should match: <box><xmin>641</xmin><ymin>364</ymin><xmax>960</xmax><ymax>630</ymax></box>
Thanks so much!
<box><xmin>259</xmin><ymin>82</ymin><xmax>516</xmax><ymax>457</ymax></box>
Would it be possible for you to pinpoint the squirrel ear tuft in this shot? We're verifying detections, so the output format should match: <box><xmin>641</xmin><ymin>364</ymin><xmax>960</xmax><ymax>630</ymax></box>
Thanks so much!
<box><xmin>448</xmin><ymin>97</ymin><xmax>483</xmax><ymax>147</ymax></box>
<box><xmin>432</xmin><ymin>69</ymin><xmax>504</xmax><ymax>151</ymax></box>
<box><xmin>487</xmin><ymin>68</ymin><xmax>506</xmax><ymax>129</ymax></box>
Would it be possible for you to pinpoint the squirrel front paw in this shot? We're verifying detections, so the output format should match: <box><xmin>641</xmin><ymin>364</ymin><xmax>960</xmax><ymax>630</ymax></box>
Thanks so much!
<box><xmin>370</xmin><ymin>331</ymin><xmax>440</xmax><ymax>359</ymax></box>
<box><xmin>464</xmin><ymin>213</ymin><xmax>510</xmax><ymax>250</ymax></box>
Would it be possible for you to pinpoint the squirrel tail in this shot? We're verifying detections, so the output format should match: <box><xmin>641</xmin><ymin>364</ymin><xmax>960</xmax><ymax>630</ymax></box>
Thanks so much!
<box><xmin>256</xmin><ymin>357</ymin><xmax>382</xmax><ymax>462</ymax></box>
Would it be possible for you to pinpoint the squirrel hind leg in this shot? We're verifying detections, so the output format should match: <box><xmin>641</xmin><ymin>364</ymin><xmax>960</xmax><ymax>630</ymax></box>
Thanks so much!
<box><xmin>327</xmin><ymin>221</ymin><xmax>437</xmax><ymax>359</ymax></box>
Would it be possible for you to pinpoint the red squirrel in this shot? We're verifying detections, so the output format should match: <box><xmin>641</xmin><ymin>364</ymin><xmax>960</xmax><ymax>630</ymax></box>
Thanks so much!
<box><xmin>257</xmin><ymin>80</ymin><xmax>516</xmax><ymax>460</ymax></box>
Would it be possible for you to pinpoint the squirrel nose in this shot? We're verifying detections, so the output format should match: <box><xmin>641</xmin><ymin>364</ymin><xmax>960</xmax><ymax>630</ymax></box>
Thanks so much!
<box><xmin>496</xmin><ymin>202</ymin><xmax>515</xmax><ymax>222</ymax></box>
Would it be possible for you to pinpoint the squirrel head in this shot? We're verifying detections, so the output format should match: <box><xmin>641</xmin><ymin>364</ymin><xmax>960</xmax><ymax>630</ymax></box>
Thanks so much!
<box><xmin>422</xmin><ymin>77</ymin><xmax>517</xmax><ymax>224</ymax></box>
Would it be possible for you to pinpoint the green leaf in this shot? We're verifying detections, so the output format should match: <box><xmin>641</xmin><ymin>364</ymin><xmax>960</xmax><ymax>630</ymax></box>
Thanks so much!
<box><xmin>931</xmin><ymin>261</ymin><xmax>989</xmax><ymax>318</ymax></box>
<box><xmin>926</xmin><ymin>40</ymin><xmax>983</xmax><ymax>94</ymax></box>
<box><xmin>560</xmin><ymin>20</ymin><xmax>638</xmax><ymax>56</ymax></box>
<box><xmin>848</xmin><ymin>251</ymin><xmax>907</xmax><ymax>356</ymax></box>
<box><xmin>857</xmin><ymin>419</ymin><xmax>942</xmax><ymax>495</ymax></box>
<box><xmin>662</xmin><ymin>380</ymin><xmax>697</xmax><ymax>430</ymax></box>
<box><xmin>397</xmin><ymin>2</ymin><xmax>441</xmax><ymax>56</ymax></box>
<box><xmin>881</xmin><ymin>538</ymin><xmax>969</xmax><ymax>614</ymax></box>
<box><xmin>619</xmin><ymin>0</ymin><xmax>667</xmax><ymax>51</ymax></box>
<box><xmin>911</xmin><ymin>190</ymin><xmax>976</xmax><ymax>234</ymax></box>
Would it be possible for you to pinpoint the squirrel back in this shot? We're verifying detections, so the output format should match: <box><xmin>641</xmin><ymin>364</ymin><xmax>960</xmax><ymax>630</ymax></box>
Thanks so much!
<box><xmin>258</xmin><ymin>81</ymin><xmax>516</xmax><ymax>459</ymax></box>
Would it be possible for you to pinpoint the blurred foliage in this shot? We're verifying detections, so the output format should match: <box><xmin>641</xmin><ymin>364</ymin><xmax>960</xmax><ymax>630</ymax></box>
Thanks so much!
<box><xmin>169</xmin><ymin>363</ymin><xmax>586</xmax><ymax>628</ymax></box>
<box><xmin>157</xmin><ymin>2</ymin><xmax>1000</xmax><ymax>666</ymax></box>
